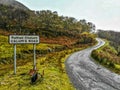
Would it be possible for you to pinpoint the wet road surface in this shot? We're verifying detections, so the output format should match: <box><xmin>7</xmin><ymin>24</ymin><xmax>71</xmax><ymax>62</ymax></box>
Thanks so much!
<box><xmin>65</xmin><ymin>38</ymin><xmax>120</xmax><ymax>90</ymax></box>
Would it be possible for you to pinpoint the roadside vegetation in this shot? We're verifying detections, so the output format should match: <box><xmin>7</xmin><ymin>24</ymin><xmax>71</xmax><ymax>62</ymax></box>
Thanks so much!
<box><xmin>0</xmin><ymin>47</ymin><xmax>83</xmax><ymax>90</ymax></box>
<box><xmin>0</xmin><ymin>34</ymin><xmax>95</xmax><ymax>90</ymax></box>
<box><xmin>91</xmin><ymin>40</ymin><xmax>120</xmax><ymax>74</ymax></box>
<box><xmin>97</xmin><ymin>30</ymin><xmax>120</xmax><ymax>56</ymax></box>
<box><xmin>1</xmin><ymin>1</ymin><xmax>120</xmax><ymax>89</ymax></box>
<box><xmin>0</xmin><ymin>2</ymin><xmax>97</xmax><ymax>90</ymax></box>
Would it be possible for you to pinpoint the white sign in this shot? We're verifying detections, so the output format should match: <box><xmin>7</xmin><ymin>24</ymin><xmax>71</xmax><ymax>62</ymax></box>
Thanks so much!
<box><xmin>9</xmin><ymin>35</ymin><xmax>40</xmax><ymax>44</ymax></box>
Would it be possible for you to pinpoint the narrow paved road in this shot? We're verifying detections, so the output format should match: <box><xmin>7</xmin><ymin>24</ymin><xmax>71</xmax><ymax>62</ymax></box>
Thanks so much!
<box><xmin>65</xmin><ymin>38</ymin><xmax>120</xmax><ymax>90</ymax></box>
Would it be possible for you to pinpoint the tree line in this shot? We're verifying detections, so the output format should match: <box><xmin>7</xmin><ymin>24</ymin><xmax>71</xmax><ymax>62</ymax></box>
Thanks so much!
<box><xmin>0</xmin><ymin>4</ymin><xmax>96</xmax><ymax>38</ymax></box>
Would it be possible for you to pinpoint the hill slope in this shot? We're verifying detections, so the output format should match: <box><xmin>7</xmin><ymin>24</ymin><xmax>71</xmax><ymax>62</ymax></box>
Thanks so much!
<box><xmin>0</xmin><ymin>0</ymin><xmax>29</xmax><ymax>10</ymax></box>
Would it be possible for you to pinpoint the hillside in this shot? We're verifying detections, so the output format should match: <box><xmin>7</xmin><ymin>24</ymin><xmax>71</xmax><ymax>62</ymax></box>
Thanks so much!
<box><xmin>91</xmin><ymin>30</ymin><xmax>120</xmax><ymax>74</ymax></box>
<box><xmin>92</xmin><ymin>40</ymin><xmax>120</xmax><ymax>74</ymax></box>
<box><xmin>0</xmin><ymin>1</ymin><xmax>97</xmax><ymax>90</ymax></box>
<box><xmin>0</xmin><ymin>34</ymin><xmax>95</xmax><ymax>90</ymax></box>
<box><xmin>0</xmin><ymin>0</ymin><xmax>119</xmax><ymax>89</ymax></box>
<box><xmin>97</xmin><ymin>30</ymin><xmax>120</xmax><ymax>55</ymax></box>
<box><xmin>0</xmin><ymin>1</ymin><xmax>96</xmax><ymax>47</ymax></box>
<box><xmin>0</xmin><ymin>0</ymin><xmax>96</xmax><ymax>38</ymax></box>
<box><xmin>0</xmin><ymin>0</ymin><xmax>29</xmax><ymax>10</ymax></box>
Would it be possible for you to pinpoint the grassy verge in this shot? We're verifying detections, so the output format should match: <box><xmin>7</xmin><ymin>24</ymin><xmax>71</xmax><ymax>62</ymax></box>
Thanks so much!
<box><xmin>91</xmin><ymin>39</ymin><xmax>120</xmax><ymax>74</ymax></box>
<box><xmin>0</xmin><ymin>34</ymin><xmax>95</xmax><ymax>90</ymax></box>
<box><xmin>0</xmin><ymin>47</ymin><xmax>85</xmax><ymax>90</ymax></box>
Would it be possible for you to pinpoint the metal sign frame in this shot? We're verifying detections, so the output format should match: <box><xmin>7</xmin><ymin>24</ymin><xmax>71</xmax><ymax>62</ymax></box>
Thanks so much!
<box><xmin>9</xmin><ymin>35</ymin><xmax>40</xmax><ymax>44</ymax></box>
<box><xmin>9</xmin><ymin>35</ymin><xmax>40</xmax><ymax>74</ymax></box>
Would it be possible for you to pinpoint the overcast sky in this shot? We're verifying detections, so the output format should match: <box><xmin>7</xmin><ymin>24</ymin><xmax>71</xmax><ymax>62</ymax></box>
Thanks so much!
<box><xmin>17</xmin><ymin>0</ymin><xmax>120</xmax><ymax>32</ymax></box>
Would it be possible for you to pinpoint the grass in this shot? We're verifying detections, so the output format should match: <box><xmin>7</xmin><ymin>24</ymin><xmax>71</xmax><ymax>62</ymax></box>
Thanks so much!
<box><xmin>0</xmin><ymin>47</ymin><xmax>84</xmax><ymax>90</ymax></box>
<box><xmin>0</xmin><ymin>35</ymin><xmax>84</xmax><ymax>90</ymax></box>
<box><xmin>91</xmin><ymin>39</ymin><xmax>120</xmax><ymax>74</ymax></box>
<box><xmin>115</xmin><ymin>64</ymin><xmax>120</xmax><ymax>70</ymax></box>
<box><xmin>0</xmin><ymin>34</ymin><xmax>94</xmax><ymax>90</ymax></box>
<box><xmin>0</xmin><ymin>34</ymin><xmax>63</xmax><ymax>63</ymax></box>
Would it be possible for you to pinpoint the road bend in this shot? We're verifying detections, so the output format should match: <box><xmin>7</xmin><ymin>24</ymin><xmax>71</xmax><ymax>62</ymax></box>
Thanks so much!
<box><xmin>65</xmin><ymin>38</ymin><xmax>120</xmax><ymax>90</ymax></box>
